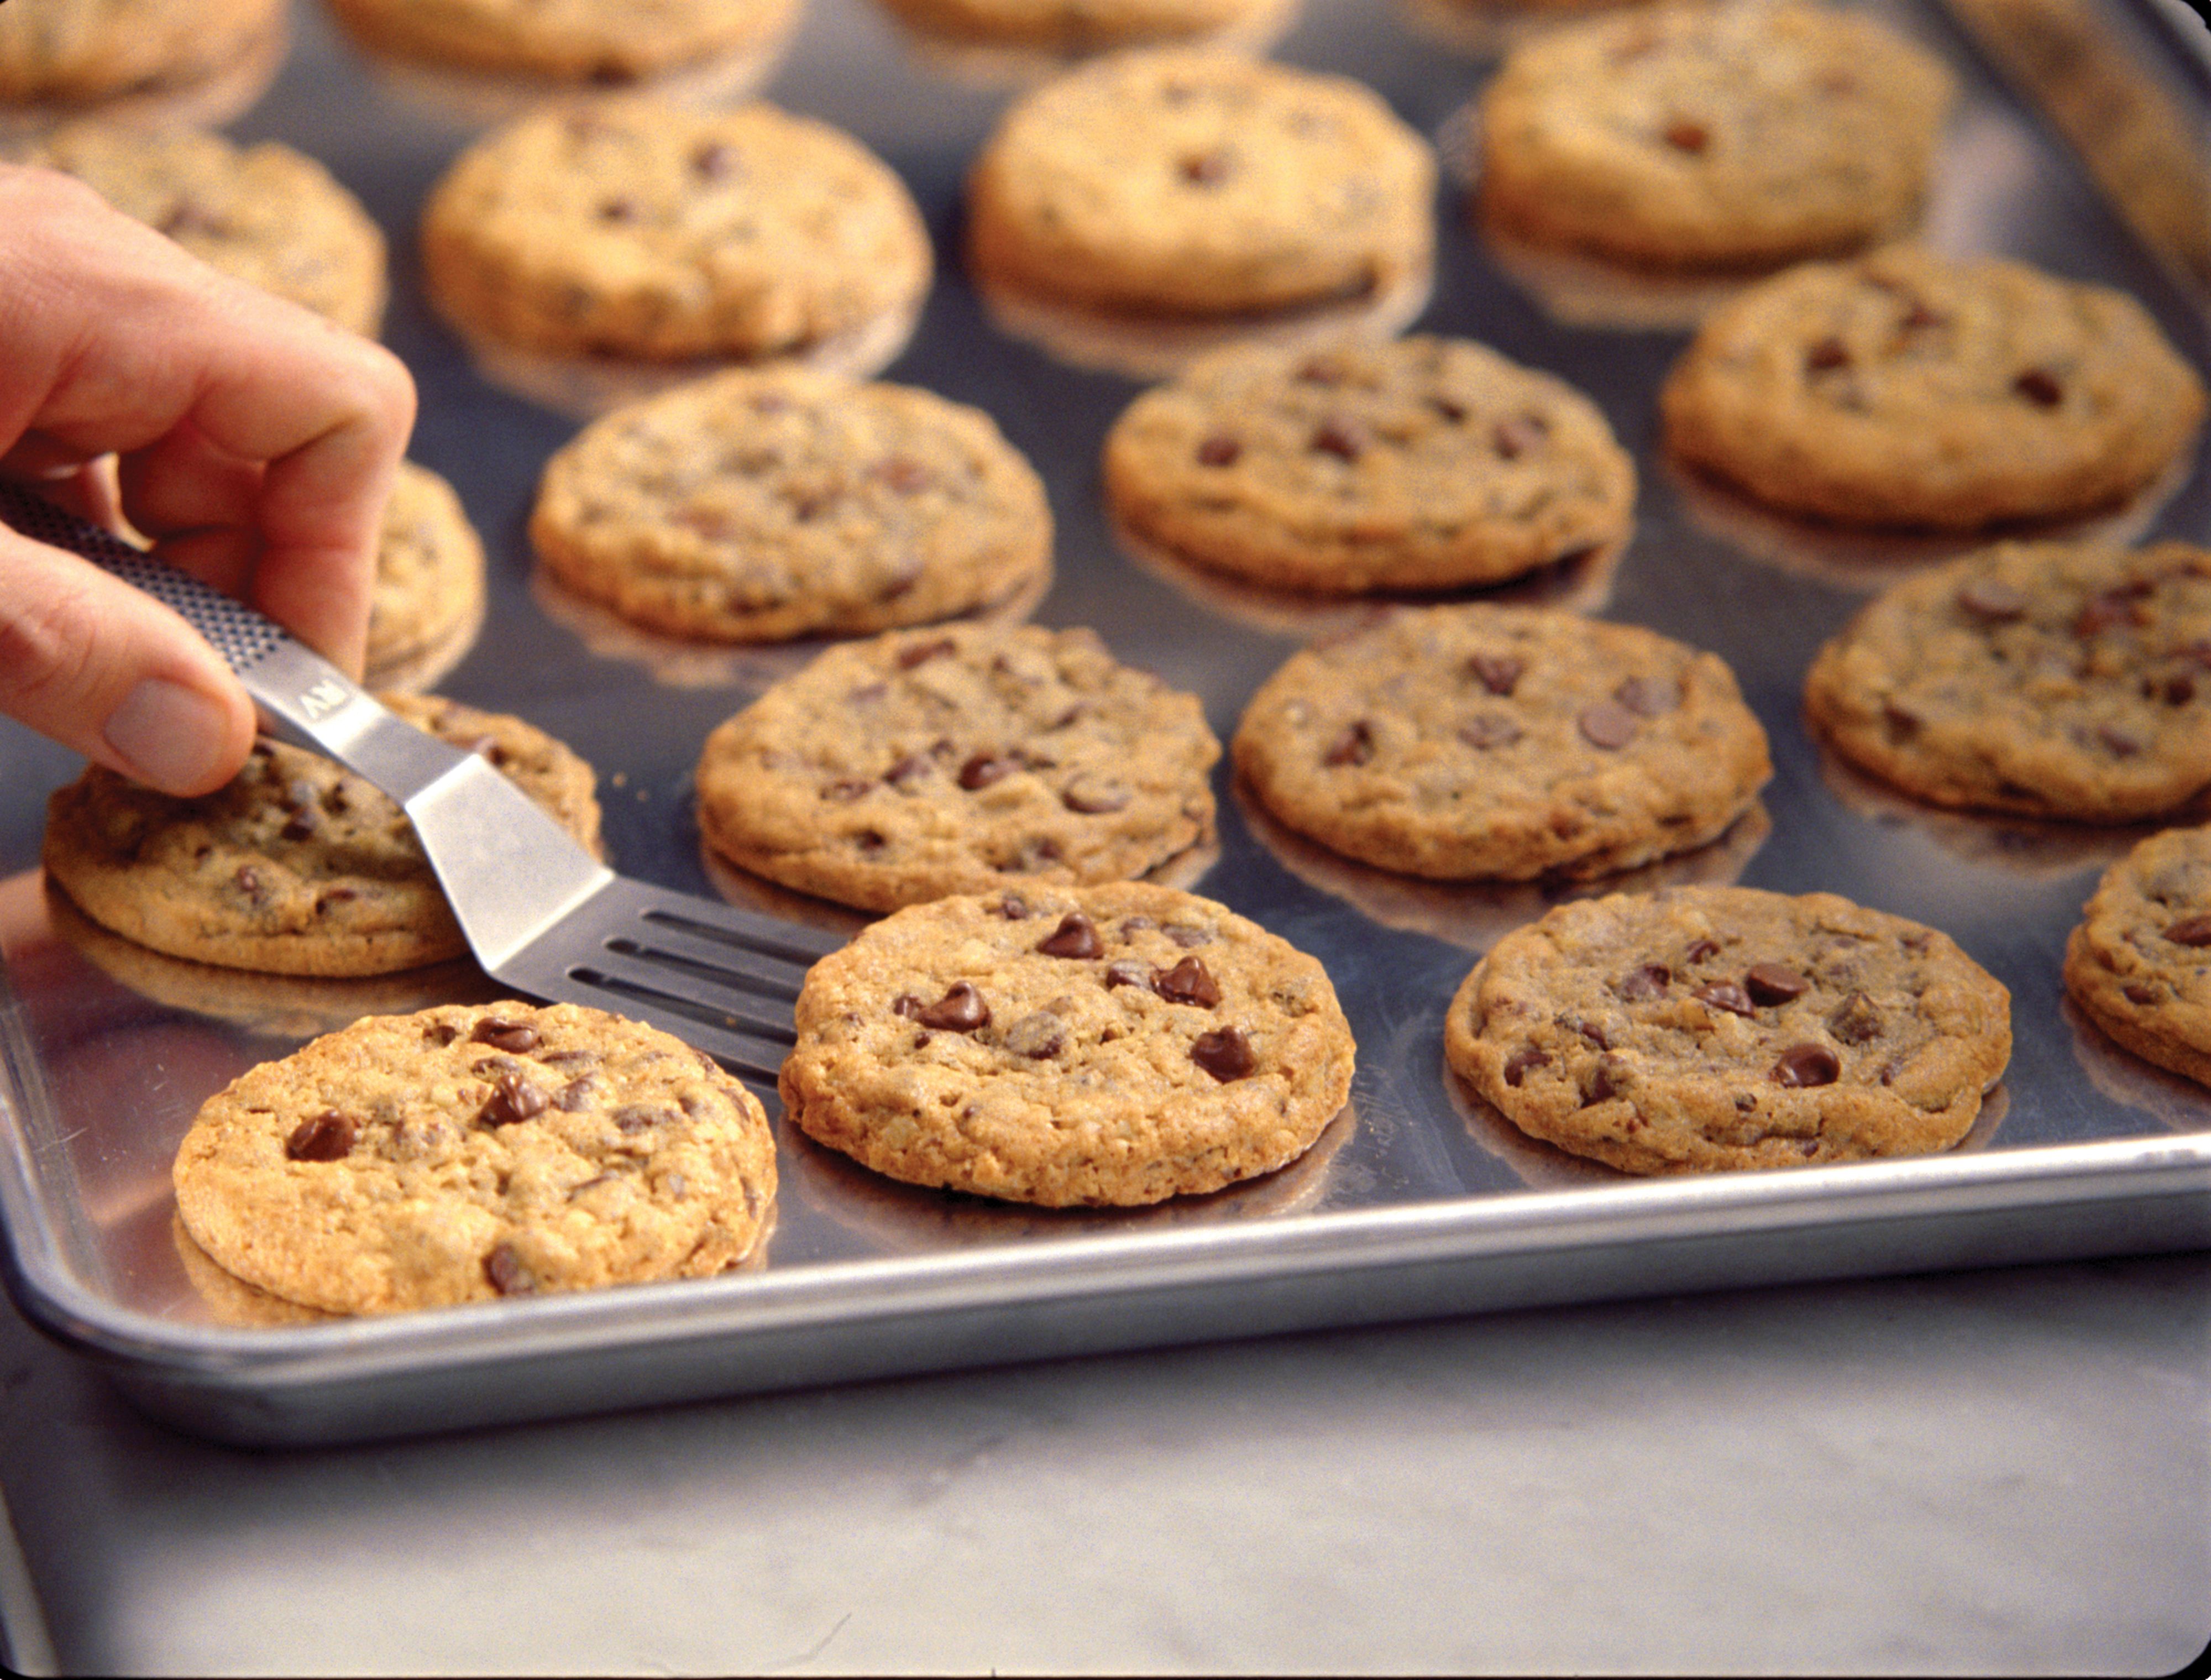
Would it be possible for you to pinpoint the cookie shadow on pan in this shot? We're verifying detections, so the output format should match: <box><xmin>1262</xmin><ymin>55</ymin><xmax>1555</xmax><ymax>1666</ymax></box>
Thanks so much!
<box><xmin>0</xmin><ymin>13</ymin><xmax>291</xmax><ymax>142</ymax></box>
<box><xmin>434</xmin><ymin>295</ymin><xmax>926</xmax><ymax>423</ymax></box>
<box><xmin>1809</xmin><ymin>731</ymin><xmax>2175</xmax><ymax>882</ymax></box>
<box><xmin>969</xmin><ymin>258</ymin><xmax>1433</xmax><ymax>384</ymax></box>
<box><xmin>776</xmin><ymin>1098</ymin><xmax>1358</xmax><ymax>1253</ymax></box>
<box><xmin>2061</xmin><ymin>995</ymin><xmax>2211</xmax><ymax>1134</ymax></box>
<box><xmin>1442</xmin><ymin>1053</ymin><xmax>2013</xmax><ymax>1186</ymax></box>
<box><xmin>873</xmin><ymin>0</ymin><xmax>1299</xmax><ymax>91</ymax></box>
<box><xmin>44</xmin><ymin>875</ymin><xmax>507</xmax><ymax>1042</ymax></box>
<box><xmin>527</xmin><ymin>559</ymin><xmax>1052</xmax><ymax>692</ymax></box>
<box><xmin>1663</xmin><ymin>447</ymin><xmax>2192</xmax><ymax>594</ymax></box>
<box><xmin>321</xmin><ymin>25</ymin><xmax>799</xmax><ymax>140</ymax></box>
<box><xmin>1232</xmin><ymin>774</ymin><xmax>1772</xmax><ymax>952</ymax></box>
<box><xmin>695</xmin><ymin>826</ymin><xmax>1226</xmax><ymax>931</ymax></box>
<box><xmin>1109</xmin><ymin>511</ymin><xmax>1624</xmax><ymax>642</ymax></box>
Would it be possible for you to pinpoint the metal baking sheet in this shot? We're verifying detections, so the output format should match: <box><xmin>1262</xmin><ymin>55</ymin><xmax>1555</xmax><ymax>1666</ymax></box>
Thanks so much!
<box><xmin>1</xmin><ymin>0</ymin><xmax>2206</xmax><ymax>1447</ymax></box>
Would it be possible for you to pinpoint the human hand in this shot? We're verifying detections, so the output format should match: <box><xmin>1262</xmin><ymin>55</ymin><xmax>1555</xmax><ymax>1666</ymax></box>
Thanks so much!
<box><xmin>0</xmin><ymin>163</ymin><xmax>416</xmax><ymax>797</ymax></box>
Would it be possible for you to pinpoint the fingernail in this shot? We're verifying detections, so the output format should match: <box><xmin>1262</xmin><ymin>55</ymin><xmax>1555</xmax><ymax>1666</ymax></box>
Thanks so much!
<box><xmin>102</xmin><ymin>678</ymin><xmax>234</xmax><ymax>794</ymax></box>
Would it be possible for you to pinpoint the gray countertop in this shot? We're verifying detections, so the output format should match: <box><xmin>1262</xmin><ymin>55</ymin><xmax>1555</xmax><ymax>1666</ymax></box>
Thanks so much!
<box><xmin>3</xmin><ymin>1248</ymin><xmax>2205</xmax><ymax>1675</ymax></box>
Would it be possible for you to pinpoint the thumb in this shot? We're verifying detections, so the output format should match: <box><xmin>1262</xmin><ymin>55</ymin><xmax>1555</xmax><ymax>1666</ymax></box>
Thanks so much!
<box><xmin>0</xmin><ymin>520</ymin><xmax>257</xmax><ymax>795</ymax></box>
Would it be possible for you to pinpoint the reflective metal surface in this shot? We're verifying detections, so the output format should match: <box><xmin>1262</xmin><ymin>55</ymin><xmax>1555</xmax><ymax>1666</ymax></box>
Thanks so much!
<box><xmin>0</xmin><ymin>0</ymin><xmax>2205</xmax><ymax>1445</ymax></box>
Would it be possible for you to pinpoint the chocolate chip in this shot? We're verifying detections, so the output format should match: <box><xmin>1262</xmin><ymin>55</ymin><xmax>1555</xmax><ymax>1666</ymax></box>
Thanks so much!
<box><xmin>1038</xmin><ymin>912</ymin><xmax>1103</xmax><ymax>958</ymax></box>
<box><xmin>484</xmin><ymin>1243</ymin><xmax>537</xmax><ymax>1295</ymax></box>
<box><xmin>612</xmin><ymin>1103</ymin><xmax>670</xmax><ymax>1133</ymax></box>
<box><xmin>1492</xmin><ymin>415</ymin><xmax>1546</xmax><ymax>459</ymax></box>
<box><xmin>1180</xmin><ymin>149</ymin><xmax>1234</xmax><ymax>185</ymax></box>
<box><xmin>690</xmin><ymin>140</ymin><xmax>741</xmax><ymax>179</ymax></box>
<box><xmin>1696</xmin><ymin>981</ymin><xmax>1756</xmax><ymax>1017</ymax></box>
<box><xmin>479</xmin><ymin>1071</ymin><xmax>549</xmax><ymax>1129</ymax></box>
<box><xmin>1467</xmin><ymin>654</ymin><xmax>1524</xmax><ymax>695</ymax></box>
<box><xmin>1578</xmin><ymin>700</ymin><xmax>1640</xmax><ymax>750</ymax></box>
<box><xmin>916</xmin><ymin>982</ymin><xmax>990</xmax><ymax>1032</ymax></box>
<box><xmin>1614</xmin><ymin>675</ymin><xmax>1676</xmax><ymax>717</ymax></box>
<box><xmin>473</xmin><ymin>1016</ymin><xmax>542</xmax><ymax>1053</ymax></box>
<box><xmin>1190</xmin><ymin>1026</ymin><xmax>1256</xmax><ymax>1081</ymax></box>
<box><xmin>2074</xmin><ymin>587</ymin><xmax>2150</xmax><ymax>637</ymax></box>
<box><xmin>871</xmin><ymin>454</ymin><xmax>936</xmax><ymax>495</ymax></box>
<box><xmin>2166</xmin><ymin>917</ymin><xmax>2211</xmax><ymax>946</ymax></box>
<box><xmin>1744</xmin><ymin>963</ymin><xmax>1810</xmax><ymax>1004</ymax></box>
<box><xmin>1152</xmin><ymin>955</ymin><xmax>1222</xmax><ymax>1008</ymax></box>
<box><xmin>2123</xmin><ymin>982</ymin><xmax>2162</xmax><ymax>1004</ymax></box>
<box><xmin>1502</xmin><ymin>1046</ymin><xmax>1550</xmax><ymax>1086</ymax></box>
<box><xmin>896</xmin><ymin>637</ymin><xmax>958</xmax><ymax>669</ymax></box>
<box><xmin>2013</xmin><ymin>367</ymin><xmax>2065</xmax><ymax>407</ymax></box>
<box><xmin>1062</xmin><ymin>782</ymin><xmax>1130</xmax><ymax>815</ymax></box>
<box><xmin>1103</xmin><ymin>960</ymin><xmax>1151</xmax><ymax>990</ymax></box>
<box><xmin>1196</xmin><ymin>433</ymin><xmax>1242</xmax><ymax>467</ymax></box>
<box><xmin>285</xmin><ymin>1110</ymin><xmax>356</xmax><ymax>1162</ymax></box>
<box><xmin>959</xmin><ymin>753</ymin><xmax>1017</xmax><ymax>790</ymax></box>
<box><xmin>1325</xmin><ymin>721</ymin><xmax>1376</xmax><ymax>767</ymax></box>
<box><xmin>1311</xmin><ymin>419</ymin><xmax>1367</xmax><ymax>461</ymax></box>
<box><xmin>1663</xmin><ymin>117</ymin><xmax>1711</xmax><ymax>153</ymax></box>
<box><xmin>1772</xmin><ymin>1043</ymin><xmax>1842</xmax><ymax>1087</ymax></box>
<box><xmin>1806</xmin><ymin>336</ymin><xmax>1852</xmax><ymax>373</ymax></box>
<box><xmin>1459</xmin><ymin>714</ymin><xmax>1523</xmax><ymax>750</ymax></box>
<box><xmin>1618</xmin><ymin>963</ymin><xmax>1671</xmax><ymax>1001</ymax></box>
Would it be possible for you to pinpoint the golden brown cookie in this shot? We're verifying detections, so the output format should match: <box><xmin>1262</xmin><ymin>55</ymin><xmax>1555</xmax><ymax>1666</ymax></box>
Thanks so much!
<box><xmin>779</xmin><ymin>881</ymin><xmax>1355</xmax><ymax>1205</ymax></box>
<box><xmin>1232</xmin><ymin>603</ymin><xmax>1772</xmax><ymax>880</ymax></box>
<box><xmin>1474</xmin><ymin>1</ymin><xmax>1956</xmax><ymax>270</ymax></box>
<box><xmin>1103</xmin><ymin>333</ymin><xmax>1634</xmax><ymax>594</ymax></box>
<box><xmin>174</xmin><ymin>1001</ymin><xmax>777</xmax><ymax>1314</ymax></box>
<box><xmin>1803</xmin><ymin>540</ymin><xmax>2211</xmax><ymax>823</ymax></box>
<box><xmin>421</xmin><ymin>97</ymin><xmax>932</xmax><ymax>371</ymax></box>
<box><xmin>696</xmin><ymin>622</ymin><xmax>1220</xmax><ymax>912</ymax></box>
<box><xmin>0</xmin><ymin>0</ymin><xmax>287</xmax><ymax>121</ymax></box>
<box><xmin>2065</xmin><ymin>823</ymin><xmax>2211</xmax><ymax>1089</ymax></box>
<box><xmin>965</xmin><ymin>46</ymin><xmax>1435</xmax><ymax>320</ymax></box>
<box><xmin>16</xmin><ymin>122</ymin><xmax>387</xmax><ymax>336</ymax></box>
<box><xmin>1445</xmin><ymin>884</ymin><xmax>2013</xmax><ymax>1173</ymax></box>
<box><xmin>322</xmin><ymin>0</ymin><xmax>800</xmax><ymax>85</ymax></box>
<box><xmin>43</xmin><ymin>694</ymin><xmax>602</xmax><ymax>977</ymax></box>
<box><xmin>366</xmin><ymin>461</ymin><xmax>489</xmax><ymax>688</ymax></box>
<box><xmin>1659</xmin><ymin>245</ymin><xmax>2207</xmax><ymax>531</ymax></box>
<box><xmin>529</xmin><ymin>367</ymin><xmax>1052</xmax><ymax>642</ymax></box>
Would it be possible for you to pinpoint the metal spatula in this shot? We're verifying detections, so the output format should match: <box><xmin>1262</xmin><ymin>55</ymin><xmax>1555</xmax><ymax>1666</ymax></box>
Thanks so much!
<box><xmin>1</xmin><ymin>479</ymin><xmax>839</xmax><ymax>1092</ymax></box>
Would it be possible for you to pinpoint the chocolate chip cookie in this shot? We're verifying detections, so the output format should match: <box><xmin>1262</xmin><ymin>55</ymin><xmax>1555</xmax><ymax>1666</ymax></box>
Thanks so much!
<box><xmin>174</xmin><ymin>1001</ymin><xmax>777</xmax><ymax>1315</ymax></box>
<box><xmin>422</xmin><ymin>97</ymin><xmax>932</xmax><ymax>370</ymax></box>
<box><xmin>0</xmin><ymin>0</ymin><xmax>287</xmax><ymax>118</ymax></box>
<box><xmin>2065</xmin><ymin>823</ymin><xmax>2211</xmax><ymax>1088</ymax></box>
<box><xmin>1103</xmin><ymin>334</ymin><xmax>1634</xmax><ymax>595</ymax></box>
<box><xmin>1474</xmin><ymin>0</ymin><xmax>1957</xmax><ymax>270</ymax></box>
<box><xmin>872</xmin><ymin>0</ymin><xmax>1290</xmax><ymax>54</ymax></box>
<box><xmin>1659</xmin><ymin>245</ymin><xmax>2207</xmax><ymax>530</ymax></box>
<box><xmin>529</xmin><ymin>367</ymin><xmax>1053</xmax><ymax>642</ymax></box>
<box><xmin>1803</xmin><ymin>539</ymin><xmax>2211</xmax><ymax>823</ymax></box>
<box><xmin>323</xmin><ymin>0</ymin><xmax>799</xmax><ymax>85</ymax></box>
<box><xmin>965</xmin><ymin>46</ymin><xmax>1436</xmax><ymax>320</ymax></box>
<box><xmin>779</xmin><ymin>881</ymin><xmax>1355</xmax><ymax>1205</ymax></box>
<box><xmin>43</xmin><ymin>694</ymin><xmax>602</xmax><ymax>977</ymax></box>
<box><xmin>366</xmin><ymin>460</ymin><xmax>488</xmax><ymax>689</ymax></box>
<box><xmin>19</xmin><ymin>121</ymin><xmax>388</xmax><ymax>337</ymax></box>
<box><xmin>1232</xmin><ymin>603</ymin><xmax>1772</xmax><ymax>880</ymax></box>
<box><xmin>695</xmin><ymin>623</ymin><xmax>1220</xmax><ymax>912</ymax></box>
<box><xmin>1445</xmin><ymin>883</ymin><xmax>2013</xmax><ymax>1173</ymax></box>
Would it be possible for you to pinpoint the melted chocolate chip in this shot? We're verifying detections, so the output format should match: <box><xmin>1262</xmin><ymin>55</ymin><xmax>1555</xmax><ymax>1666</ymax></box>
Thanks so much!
<box><xmin>2013</xmin><ymin>367</ymin><xmax>2065</xmax><ymax>407</ymax></box>
<box><xmin>1039</xmin><ymin>912</ymin><xmax>1103</xmax><ymax>958</ymax></box>
<box><xmin>2166</xmin><ymin>917</ymin><xmax>2211</xmax><ymax>946</ymax></box>
<box><xmin>896</xmin><ymin>637</ymin><xmax>958</xmax><ymax>669</ymax></box>
<box><xmin>1806</xmin><ymin>336</ymin><xmax>1852</xmax><ymax>373</ymax></box>
<box><xmin>1618</xmin><ymin>963</ymin><xmax>1671</xmax><ymax>1001</ymax></box>
<box><xmin>1311</xmin><ymin>419</ymin><xmax>1368</xmax><ymax>461</ymax></box>
<box><xmin>285</xmin><ymin>1110</ymin><xmax>356</xmax><ymax>1162</ymax></box>
<box><xmin>1614</xmin><ymin>675</ymin><xmax>1676</xmax><ymax>717</ymax></box>
<box><xmin>1578</xmin><ymin>700</ymin><xmax>1640</xmax><ymax>750</ymax></box>
<box><xmin>1153</xmin><ymin>955</ymin><xmax>1223</xmax><ymax>1008</ymax></box>
<box><xmin>1325</xmin><ymin>721</ymin><xmax>1376</xmax><ymax>767</ymax></box>
<box><xmin>1491</xmin><ymin>415</ymin><xmax>1546</xmax><ymax>459</ymax></box>
<box><xmin>1696</xmin><ymin>981</ymin><xmax>1756</xmax><ymax>1017</ymax></box>
<box><xmin>1662</xmin><ymin>117</ymin><xmax>1711</xmax><ymax>153</ymax></box>
<box><xmin>1002</xmin><ymin>1012</ymin><xmax>1066</xmax><ymax>1059</ymax></box>
<box><xmin>484</xmin><ymin>1243</ymin><xmax>537</xmax><ymax>1295</ymax></box>
<box><xmin>916</xmin><ymin>982</ymin><xmax>991</xmax><ymax>1032</ymax></box>
<box><xmin>473</xmin><ymin>1016</ymin><xmax>543</xmax><ymax>1053</ymax></box>
<box><xmin>1197</xmin><ymin>433</ymin><xmax>1243</xmax><ymax>468</ymax></box>
<box><xmin>1459</xmin><ymin>714</ymin><xmax>1523</xmax><ymax>750</ymax></box>
<box><xmin>1468</xmin><ymin>654</ymin><xmax>1524</xmax><ymax>695</ymax></box>
<box><xmin>479</xmin><ymin>1071</ymin><xmax>549</xmax><ymax>1129</ymax></box>
<box><xmin>1190</xmin><ymin>1026</ymin><xmax>1256</xmax><ymax>1082</ymax></box>
<box><xmin>1744</xmin><ymin>963</ymin><xmax>1810</xmax><ymax>1004</ymax></box>
<box><xmin>1502</xmin><ymin>1046</ymin><xmax>1550</xmax><ymax>1086</ymax></box>
<box><xmin>1825</xmin><ymin>991</ymin><xmax>1884</xmax><ymax>1045</ymax></box>
<box><xmin>959</xmin><ymin>753</ymin><xmax>1017</xmax><ymax>790</ymax></box>
<box><xmin>1772</xmin><ymin>1043</ymin><xmax>1842</xmax><ymax>1087</ymax></box>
